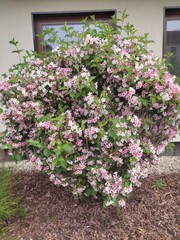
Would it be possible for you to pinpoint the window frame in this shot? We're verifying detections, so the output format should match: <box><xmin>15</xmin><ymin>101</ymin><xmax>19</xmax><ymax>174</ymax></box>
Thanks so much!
<box><xmin>32</xmin><ymin>10</ymin><xmax>116</xmax><ymax>52</ymax></box>
<box><xmin>163</xmin><ymin>8</ymin><xmax>180</xmax><ymax>78</ymax></box>
<box><xmin>163</xmin><ymin>8</ymin><xmax>180</xmax><ymax>54</ymax></box>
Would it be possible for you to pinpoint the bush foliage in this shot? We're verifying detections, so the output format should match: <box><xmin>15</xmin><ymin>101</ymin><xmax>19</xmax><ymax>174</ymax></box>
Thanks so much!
<box><xmin>0</xmin><ymin>11</ymin><xmax>179</xmax><ymax>207</ymax></box>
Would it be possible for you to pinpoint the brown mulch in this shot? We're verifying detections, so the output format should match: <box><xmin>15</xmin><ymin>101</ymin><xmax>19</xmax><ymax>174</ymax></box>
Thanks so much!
<box><xmin>7</xmin><ymin>172</ymin><xmax>180</xmax><ymax>240</ymax></box>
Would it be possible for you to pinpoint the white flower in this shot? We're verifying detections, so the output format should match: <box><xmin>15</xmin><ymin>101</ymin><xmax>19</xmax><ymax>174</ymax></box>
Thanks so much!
<box><xmin>106</xmin><ymin>200</ymin><xmax>114</xmax><ymax>206</ymax></box>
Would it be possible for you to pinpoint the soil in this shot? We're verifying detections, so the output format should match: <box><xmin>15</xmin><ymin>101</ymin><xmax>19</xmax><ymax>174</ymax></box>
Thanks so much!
<box><xmin>6</xmin><ymin>172</ymin><xmax>180</xmax><ymax>240</ymax></box>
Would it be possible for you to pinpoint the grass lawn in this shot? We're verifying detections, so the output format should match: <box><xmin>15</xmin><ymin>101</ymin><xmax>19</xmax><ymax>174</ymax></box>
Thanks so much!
<box><xmin>0</xmin><ymin>168</ymin><xmax>24</xmax><ymax>240</ymax></box>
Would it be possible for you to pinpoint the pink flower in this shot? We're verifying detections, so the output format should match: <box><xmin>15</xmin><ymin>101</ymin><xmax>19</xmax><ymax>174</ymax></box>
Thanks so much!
<box><xmin>118</xmin><ymin>199</ymin><xmax>126</xmax><ymax>207</ymax></box>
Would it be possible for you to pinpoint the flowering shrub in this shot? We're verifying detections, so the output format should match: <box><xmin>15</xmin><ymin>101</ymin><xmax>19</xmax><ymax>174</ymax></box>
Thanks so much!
<box><xmin>0</xmin><ymin>11</ymin><xmax>180</xmax><ymax>207</ymax></box>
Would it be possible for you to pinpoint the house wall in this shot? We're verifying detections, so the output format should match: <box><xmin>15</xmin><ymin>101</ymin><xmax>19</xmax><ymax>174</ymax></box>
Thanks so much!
<box><xmin>0</xmin><ymin>0</ymin><xmax>179</xmax><ymax>141</ymax></box>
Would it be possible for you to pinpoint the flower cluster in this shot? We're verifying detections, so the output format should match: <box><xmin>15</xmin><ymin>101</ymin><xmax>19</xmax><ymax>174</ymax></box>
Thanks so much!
<box><xmin>0</xmin><ymin>14</ymin><xmax>179</xmax><ymax>208</ymax></box>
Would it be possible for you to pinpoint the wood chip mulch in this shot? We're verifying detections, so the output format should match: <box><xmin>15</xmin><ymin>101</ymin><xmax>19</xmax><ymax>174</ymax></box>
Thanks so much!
<box><xmin>6</xmin><ymin>172</ymin><xmax>180</xmax><ymax>240</ymax></box>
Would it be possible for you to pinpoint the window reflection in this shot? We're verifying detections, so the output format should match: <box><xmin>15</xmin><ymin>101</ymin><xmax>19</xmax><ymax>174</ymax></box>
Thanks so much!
<box><xmin>42</xmin><ymin>23</ymin><xmax>85</xmax><ymax>50</ymax></box>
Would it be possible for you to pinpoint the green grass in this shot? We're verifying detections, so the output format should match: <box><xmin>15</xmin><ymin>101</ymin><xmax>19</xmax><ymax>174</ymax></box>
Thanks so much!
<box><xmin>151</xmin><ymin>179</ymin><xmax>167</xmax><ymax>190</ymax></box>
<box><xmin>0</xmin><ymin>168</ymin><xmax>25</xmax><ymax>239</ymax></box>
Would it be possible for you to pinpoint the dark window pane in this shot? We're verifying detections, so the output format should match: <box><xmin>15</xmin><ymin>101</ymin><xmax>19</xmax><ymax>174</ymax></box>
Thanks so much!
<box><xmin>165</xmin><ymin>9</ymin><xmax>180</xmax><ymax>79</ymax></box>
<box><xmin>166</xmin><ymin>19</ymin><xmax>180</xmax><ymax>77</ymax></box>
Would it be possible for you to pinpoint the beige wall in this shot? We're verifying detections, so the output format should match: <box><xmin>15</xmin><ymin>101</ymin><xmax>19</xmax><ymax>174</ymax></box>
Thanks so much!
<box><xmin>0</xmin><ymin>0</ymin><xmax>180</xmax><ymax>140</ymax></box>
<box><xmin>0</xmin><ymin>0</ymin><xmax>180</xmax><ymax>76</ymax></box>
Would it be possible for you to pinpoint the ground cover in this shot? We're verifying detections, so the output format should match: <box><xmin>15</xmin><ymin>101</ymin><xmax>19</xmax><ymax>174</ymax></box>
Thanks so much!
<box><xmin>4</xmin><ymin>171</ymin><xmax>179</xmax><ymax>240</ymax></box>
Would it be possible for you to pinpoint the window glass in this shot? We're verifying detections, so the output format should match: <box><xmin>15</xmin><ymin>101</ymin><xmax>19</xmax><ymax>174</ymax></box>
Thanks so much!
<box><xmin>165</xmin><ymin>10</ymin><xmax>180</xmax><ymax>78</ymax></box>
<box><xmin>42</xmin><ymin>23</ymin><xmax>84</xmax><ymax>50</ymax></box>
<box><xmin>33</xmin><ymin>11</ymin><xmax>115</xmax><ymax>52</ymax></box>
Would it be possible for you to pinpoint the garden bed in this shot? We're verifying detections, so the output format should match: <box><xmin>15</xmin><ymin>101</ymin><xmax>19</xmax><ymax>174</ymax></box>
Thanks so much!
<box><xmin>5</xmin><ymin>171</ymin><xmax>179</xmax><ymax>240</ymax></box>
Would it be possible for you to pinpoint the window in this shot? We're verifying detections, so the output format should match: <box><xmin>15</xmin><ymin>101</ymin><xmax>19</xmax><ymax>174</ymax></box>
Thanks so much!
<box><xmin>164</xmin><ymin>9</ymin><xmax>180</xmax><ymax>78</ymax></box>
<box><xmin>33</xmin><ymin>11</ymin><xmax>115</xmax><ymax>52</ymax></box>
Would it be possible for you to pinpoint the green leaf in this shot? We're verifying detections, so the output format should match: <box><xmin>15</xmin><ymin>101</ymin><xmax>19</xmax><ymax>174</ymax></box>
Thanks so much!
<box><xmin>165</xmin><ymin>142</ymin><xmax>175</xmax><ymax>152</ymax></box>
<box><xmin>143</xmin><ymin>99</ymin><xmax>148</xmax><ymax>106</ymax></box>
<box><xmin>86</xmin><ymin>188</ymin><xmax>96</xmax><ymax>197</ymax></box>
<box><xmin>37</xmin><ymin>130</ymin><xmax>42</xmax><ymax>137</ymax></box>
<box><xmin>121</xmin><ymin>127</ymin><xmax>126</xmax><ymax>132</ymax></box>
<box><xmin>177</xmin><ymin>102</ymin><xmax>180</xmax><ymax>111</ymax></box>
<box><xmin>129</xmin><ymin>157</ymin><xmax>135</xmax><ymax>164</ymax></box>
<box><xmin>14</xmin><ymin>152</ymin><xmax>22</xmax><ymax>161</ymax></box>
<box><xmin>144</xmin><ymin>147</ymin><xmax>150</xmax><ymax>155</ymax></box>
<box><xmin>59</xmin><ymin>157</ymin><xmax>68</xmax><ymax>169</ymax></box>
<box><xmin>0</xmin><ymin>108</ymin><xmax>3</xmax><ymax>114</ymax></box>
<box><xmin>86</xmin><ymin>166</ymin><xmax>91</xmax><ymax>171</ymax></box>
<box><xmin>52</xmin><ymin>158</ymin><xmax>59</xmax><ymax>167</ymax></box>
<box><xmin>152</xmin><ymin>97</ymin><xmax>157</xmax><ymax>104</ymax></box>
<box><xmin>103</xmin><ymin>199</ymin><xmax>109</xmax><ymax>208</ymax></box>
<box><xmin>54</xmin><ymin>115</ymin><xmax>64</xmax><ymax>128</ymax></box>
<box><xmin>9</xmin><ymin>37</ymin><xmax>18</xmax><ymax>46</ymax></box>
<box><xmin>70</xmin><ymin>92</ymin><xmax>75</xmax><ymax>99</ymax></box>
<box><xmin>111</xmin><ymin>198</ymin><xmax>118</xmax><ymax>207</ymax></box>
<box><xmin>81</xmin><ymin>120</ymin><xmax>87</xmax><ymax>130</ymax></box>
<box><xmin>43</xmin><ymin>148</ymin><xmax>51</xmax><ymax>157</ymax></box>
<box><xmin>0</xmin><ymin>144</ymin><xmax>12</xmax><ymax>150</ymax></box>
<box><xmin>112</xmin><ymin>119</ymin><xmax>119</xmax><ymax>125</ymax></box>
<box><xmin>28</xmin><ymin>140</ymin><xmax>45</xmax><ymax>149</ymax></box>
<box><xmin>90</xmin><ymin>15</ymin><xmax>96</xmax><ymax>21</ymax></box>
<box><xmin>62</xmin><ymin>144</ymin><xmax>72</xmax><ymax>153</ymax></box>
<box><xmin>12</xmin><ymin>49</ymin><xmax>23</xmax><ymax>54</ymax></box>
<box><xmin>138</xmin><ymin>97</ymin><xmax>149</xmax><ymax>106</ymax></box>
<box><xmin>53</xmin><ymin>148</ymin><xmax>62</xmax><ymax>157</ymax></box>
<box><xmin>52</xmin><ymin>157</ymin><xmax>67</xmax><ymax>168</ymax></box>
<box><xmin>123</xmin><ymin>173</ymin><xmax>131</xmax><ymax>180</ymax></box>
<box><xmin>8</xmin><ymin>77</ymin><xmax>18</xmax><ymax>84</ymax></box>
<box><xmin>108</xmin><ymin>128</ymin><xmax>117</xmax><ymax>140</ymax></box>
